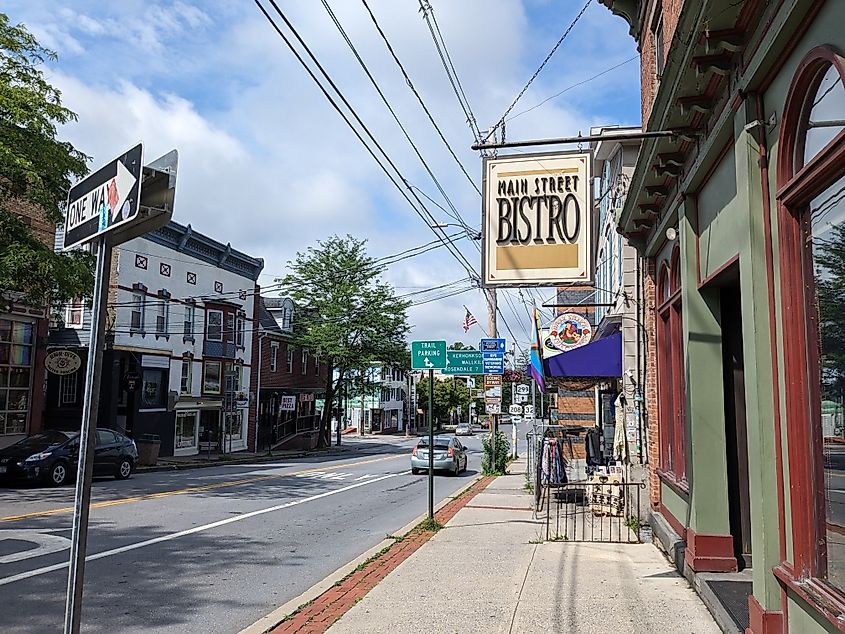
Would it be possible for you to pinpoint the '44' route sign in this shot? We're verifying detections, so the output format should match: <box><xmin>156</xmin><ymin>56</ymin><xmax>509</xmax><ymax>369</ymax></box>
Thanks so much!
<box><xmin>411</xmin><ymin>340</ymin><xmax>447</xmax><ymax>370</ymax></box>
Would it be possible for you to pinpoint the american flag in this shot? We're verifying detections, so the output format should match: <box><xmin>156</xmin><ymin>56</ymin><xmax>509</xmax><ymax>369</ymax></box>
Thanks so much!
<box><xmin>462</xmin><ymin>308</ymin><xmax>478</xmax><ymax>333</ymax></box>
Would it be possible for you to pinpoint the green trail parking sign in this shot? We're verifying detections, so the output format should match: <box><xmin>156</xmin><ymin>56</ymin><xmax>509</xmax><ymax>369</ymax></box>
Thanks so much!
<box><xmin>411</xmin><ymin>340</ymin><xmax>447</xmax><ymax>369</ymax></box>
<box><xmin>443</xmin><ymin>350</ymin><xmax>483</xmax><ymax>375</ymax></box>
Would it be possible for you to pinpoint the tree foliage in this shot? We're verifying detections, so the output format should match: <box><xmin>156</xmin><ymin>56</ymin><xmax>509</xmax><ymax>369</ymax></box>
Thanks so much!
<box><xmin>816</xmin><ymin>223</ymin><xmax>845</xmax><ymax>402</ymax></box>
<box><xmin>279</xmin><ymin>235</ymin><xmax>410</xmax><ymax>445</ymax></box>
<box><xmin>0</xmin><ymin>13</ymin><xmax>94</xmax><ymax>308</ymax></box>
<box><xmin>416</xmin><ymin>375</ymin><xmax>480</xmax><ymax>426</ymax></box>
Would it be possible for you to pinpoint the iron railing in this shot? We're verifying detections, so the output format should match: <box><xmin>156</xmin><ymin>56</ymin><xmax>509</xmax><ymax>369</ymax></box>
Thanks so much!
<box><xmin>536</xmin><ymin>478</ymin><xmax>646</xmax><ymax>543</ymax></box>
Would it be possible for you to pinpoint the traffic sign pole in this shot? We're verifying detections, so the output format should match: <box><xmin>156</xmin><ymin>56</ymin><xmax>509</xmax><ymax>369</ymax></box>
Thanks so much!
<box><xmin>428</xmin><ymin>368</ymin><xmax>434</xmax><ymax>521</ymax></box>
<box><xmin>64</xmin><ymin>235</ymin><xmax>111</xmax><ymax>634</ymax></box>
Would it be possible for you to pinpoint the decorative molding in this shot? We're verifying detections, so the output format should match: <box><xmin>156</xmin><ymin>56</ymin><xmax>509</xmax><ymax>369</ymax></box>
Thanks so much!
<box><xmin>134</xmin><ymin>254</ymin><xmax>148</xmax><ymax>270</ymax></box>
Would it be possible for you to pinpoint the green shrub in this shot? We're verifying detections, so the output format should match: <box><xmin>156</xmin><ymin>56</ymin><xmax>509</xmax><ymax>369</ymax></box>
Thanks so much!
<box><xmin>482</xmin><ymin>431</ymin><xmax>510</xmax><ymax>475</ymax></box>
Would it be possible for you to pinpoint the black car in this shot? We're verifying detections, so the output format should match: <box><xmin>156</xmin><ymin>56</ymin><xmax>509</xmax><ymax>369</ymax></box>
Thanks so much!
<box><xmin>0</xmin><ymin>429</ymin><xmax>139</xmax><ymax>486</ymax></box>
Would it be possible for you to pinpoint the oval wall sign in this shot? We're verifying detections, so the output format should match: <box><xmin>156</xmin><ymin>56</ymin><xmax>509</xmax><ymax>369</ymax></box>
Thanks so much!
<box><xmin>45</xmin><ymin>350</ymin><xmax>82</xmax><ymax>376</ymax></box>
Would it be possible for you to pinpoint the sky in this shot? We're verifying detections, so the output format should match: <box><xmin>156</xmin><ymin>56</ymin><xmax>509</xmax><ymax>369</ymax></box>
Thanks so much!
<box><xmin>6</xmin><ymin>0</ymin><xmax>640</xmax><ymax>355</ymax></box>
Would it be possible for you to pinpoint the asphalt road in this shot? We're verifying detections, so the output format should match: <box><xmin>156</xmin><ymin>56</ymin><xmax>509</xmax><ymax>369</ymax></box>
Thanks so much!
<box><xmin>0</xmin><ymin>432</ymin><xmax>484</xmax><ymax>633</ymax></box>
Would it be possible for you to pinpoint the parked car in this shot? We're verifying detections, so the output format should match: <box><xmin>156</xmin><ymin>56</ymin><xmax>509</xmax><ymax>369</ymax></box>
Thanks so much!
<box><xmin>455</xmin><ymin>423</ymin><xmax>473</xmax><ymax>436</ymax></box>
<box><xmin>411</xmin><ymin>436</ymin><xmax>468</xmax><ymax>475</ymax></box>
<box><xmin>0</xmin><ymin>429</ymin><xmax>138</xmax><ymax>486</ymax></box>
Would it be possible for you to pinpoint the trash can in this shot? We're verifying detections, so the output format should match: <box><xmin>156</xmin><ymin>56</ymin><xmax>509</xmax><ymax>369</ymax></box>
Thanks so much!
<box><xmin>136</xmin><ymin>433</ymin><xmax>161</xmax><ymax>466</ymax></box>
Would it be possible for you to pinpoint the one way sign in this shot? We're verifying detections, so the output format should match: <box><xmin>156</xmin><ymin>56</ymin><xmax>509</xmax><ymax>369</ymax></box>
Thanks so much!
<box><xmin>64</xmin><ymin>143</ymin><xmax>143</xmax><ymax>249</ymax></box>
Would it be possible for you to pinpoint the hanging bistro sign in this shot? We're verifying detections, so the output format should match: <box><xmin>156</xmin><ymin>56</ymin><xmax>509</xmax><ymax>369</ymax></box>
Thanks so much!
<box><xmin>482</xmin><ymin>151</ymin><xmax>592</xmax><ymax>287</ymax></box>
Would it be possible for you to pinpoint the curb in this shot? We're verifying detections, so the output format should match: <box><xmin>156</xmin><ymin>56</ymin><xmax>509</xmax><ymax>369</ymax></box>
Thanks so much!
<box><xmin>135</xmin><ymin>447</ymin><xmax>356</xmax><ymax>474</ymax></box>
<box><xmin>238</xmin><ymin>474</ymin><xmax>488</xmax><ymax>634</ymax></box>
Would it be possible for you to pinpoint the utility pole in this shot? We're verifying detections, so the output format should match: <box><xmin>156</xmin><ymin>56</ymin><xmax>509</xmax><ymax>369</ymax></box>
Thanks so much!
<box><xmin>486</xmin><ymin>287</ymin><xmax>498</xmax><ymax>472</ymax></box>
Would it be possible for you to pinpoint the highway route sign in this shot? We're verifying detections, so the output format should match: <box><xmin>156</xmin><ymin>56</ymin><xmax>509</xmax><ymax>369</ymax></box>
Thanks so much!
<box><xmin>443</xmin><ymin>350</ymin><xmax>483</xmax><ymax>375</ymax></box>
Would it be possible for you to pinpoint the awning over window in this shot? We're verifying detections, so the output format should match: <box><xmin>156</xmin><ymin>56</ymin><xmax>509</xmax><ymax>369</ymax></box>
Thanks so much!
<box><xmin>543</xmin><ymin>331</ymin><xmax>622</xmax><ymax>378</ymax></box>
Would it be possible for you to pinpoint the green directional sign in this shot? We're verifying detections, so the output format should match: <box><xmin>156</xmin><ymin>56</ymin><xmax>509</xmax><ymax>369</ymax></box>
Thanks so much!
<box><xmin>411</xmin><ymin>340</ymin><xmax>447</xmax><ymax>369</ymax></box>
<box><xmin>443</xmin><ymin>350</ymin><xmax>483</xmax><ymax>375</ymax></box>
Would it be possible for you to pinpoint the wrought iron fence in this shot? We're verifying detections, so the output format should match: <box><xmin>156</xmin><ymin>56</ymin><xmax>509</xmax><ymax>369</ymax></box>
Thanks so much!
<box><xmin>536</xmin><ymin>479</ymin><xmax>646</xmax><ymax>543</ymax></box>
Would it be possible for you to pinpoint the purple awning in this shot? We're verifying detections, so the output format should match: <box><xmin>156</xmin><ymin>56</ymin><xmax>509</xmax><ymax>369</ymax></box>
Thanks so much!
<box><xmin>543</xmin><ymin>331</ymin><xmax>622</xmax><ymax>378</ymax></box>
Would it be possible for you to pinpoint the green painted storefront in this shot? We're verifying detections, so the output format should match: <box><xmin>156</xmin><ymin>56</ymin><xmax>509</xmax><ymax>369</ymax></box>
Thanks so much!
<box><xmin>601</xmin><ymin>0</ymin><xmax>845</xmax><ymax>631</ymax></box>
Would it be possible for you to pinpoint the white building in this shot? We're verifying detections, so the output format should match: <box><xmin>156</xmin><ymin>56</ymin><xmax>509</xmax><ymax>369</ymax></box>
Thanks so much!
<box><xmin>46</xmin><ymin>220</ymin><xmax>264</xmax><ymax>457</ymax></box>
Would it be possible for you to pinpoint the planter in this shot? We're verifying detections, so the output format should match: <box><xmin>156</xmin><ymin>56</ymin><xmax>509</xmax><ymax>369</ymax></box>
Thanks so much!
<box><xmin>137</xmin><ymin>433</ymin><xmax>161</xmax><ymax>466</ymax></box>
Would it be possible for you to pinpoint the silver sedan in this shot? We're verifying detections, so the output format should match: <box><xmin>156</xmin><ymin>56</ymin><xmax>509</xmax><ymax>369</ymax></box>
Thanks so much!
<box><xmin>410</xmin><ymin>436</ymin><xmax>468</xmax><ymax>475</ymax></box>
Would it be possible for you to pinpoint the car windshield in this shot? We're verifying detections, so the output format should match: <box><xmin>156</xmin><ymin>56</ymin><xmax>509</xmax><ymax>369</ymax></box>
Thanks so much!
<box><xmin>16</xmin><ymin>431</ymin><xmax>72</xmax><ymax>447</ymax></box>
<box><xmin>418</xmin><ymin>438</ymin><xmax>451</xmax><ymax>449</ymax></box>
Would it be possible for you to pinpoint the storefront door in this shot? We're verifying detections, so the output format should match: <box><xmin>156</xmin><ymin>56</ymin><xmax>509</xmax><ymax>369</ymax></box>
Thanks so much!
<box><xmin>200</xmin><ymin>409</ymin><xmax>220</xmax><ymax>451</ymax></box>
<box><xmin>721</xmin><ymin>285</ymin><xmax>752</xmax><ymax>568</ymax></box>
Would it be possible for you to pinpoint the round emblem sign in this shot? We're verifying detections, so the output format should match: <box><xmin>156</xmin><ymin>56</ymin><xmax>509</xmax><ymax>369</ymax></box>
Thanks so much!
<box><xmin>548</xmin><ymin>313</ymin><xmax>592</xmax><ymax>352</ymax></box>
<box><xmin>45</xmin><ymin>350</ymin><xmax>82</xmax><ymax>376</ymax></box>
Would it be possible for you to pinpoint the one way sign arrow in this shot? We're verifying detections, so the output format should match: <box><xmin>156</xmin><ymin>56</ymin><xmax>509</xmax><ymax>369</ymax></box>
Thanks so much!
<box><xmin>64</xmin><ymin>143</ymin><xmax>143</xmax><ymax>250</ymax></box>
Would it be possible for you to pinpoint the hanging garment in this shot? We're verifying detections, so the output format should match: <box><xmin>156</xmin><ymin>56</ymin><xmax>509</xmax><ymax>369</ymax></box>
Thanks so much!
<box><xmin>585</xmin><ymin>428</ymin><xmax>601</xmax><ymax>466</ymax></box>
<box><xmin>540</xmin><ymin>437</ymin><xmax>567</xmax><ymax>485</ymax></box>
<box><xmin>613</xmin><ymin>393</ymin><xmax>629</xmax><ymax>462</ymax></box>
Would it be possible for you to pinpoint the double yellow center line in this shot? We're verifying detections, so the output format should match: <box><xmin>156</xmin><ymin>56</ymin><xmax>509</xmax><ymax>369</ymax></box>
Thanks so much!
<box><xmin>0</xmin><ymin>454</ymin><xmax>403</xmax><ymax>523</ymax></box>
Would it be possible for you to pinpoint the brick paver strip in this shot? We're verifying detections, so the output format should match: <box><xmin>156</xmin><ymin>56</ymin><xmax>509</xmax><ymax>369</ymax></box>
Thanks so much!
<box><xmin>269</xmin><ymin>475</ymin><xmax>496</xmax><ymax>633</ymax></box>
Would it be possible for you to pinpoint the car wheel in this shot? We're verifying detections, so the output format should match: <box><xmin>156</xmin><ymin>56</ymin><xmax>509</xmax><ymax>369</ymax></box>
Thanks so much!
<box><xmin>411</xmin><ymin>467</ymin><xmax>420</xmax><ymax>475</ymax></box>
<box><xmin>49</xmin><ymin>461</ymin><xmax>69</xmax><ymax>486</ymax></box>
<box><xmin>115</xmin><ymin>457</ymin><xmax>133</xmax><ymax>480</ymax></box>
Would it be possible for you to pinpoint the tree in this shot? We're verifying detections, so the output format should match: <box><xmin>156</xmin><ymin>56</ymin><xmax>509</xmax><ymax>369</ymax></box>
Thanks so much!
<box><xmin>816</xmin><ymin>223</ymin><xmax>845</xmax><ymax>413</ymax></box>
<box><xmin>0</xmin><ymin>13</ymin><xmax>94</xmax><ymax>310</ymax></box>
<box><xmin>279</xmin><ymin>235</ymin><xmax>410</xmax><ymax>446</ymax></box>
<box><xmin>416</xmin><ymin>375</ymin><xmax>477</xmax><ymax>427</ymax></box>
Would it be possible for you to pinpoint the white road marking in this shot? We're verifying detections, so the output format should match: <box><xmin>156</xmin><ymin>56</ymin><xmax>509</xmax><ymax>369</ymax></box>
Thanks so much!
<box><xmin>0</xmin><ymin>471</ymin><xmax>405</xmax><ymax>587</ymax></box>
<box><xmin>0</xmin><ymin>530</ymin><xmax>71</xmax><ymax>564</ymax></box>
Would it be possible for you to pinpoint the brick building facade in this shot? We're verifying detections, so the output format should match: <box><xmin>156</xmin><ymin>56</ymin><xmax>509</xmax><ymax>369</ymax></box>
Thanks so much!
<box><xmin>0</xmin><ymin>200</ymin><xmax>58</xmax><ymax>447</ymax></box>
<box><xmin>253</xmin><ymin>297</ymin><xmax>328</xmax><ymax>451</ymax></box>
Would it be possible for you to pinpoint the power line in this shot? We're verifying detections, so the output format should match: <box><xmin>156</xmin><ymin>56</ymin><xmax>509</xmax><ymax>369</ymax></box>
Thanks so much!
<box><xmin>507</xmin><ymin>55</ymin><xmax>638</xmax><ymax>122</ymax></box>
<box><xmin>318</xmin><ymin>0</ymin><xmax>476</xmax><ymax>238</ymax></box>
<box><xmin>359</xmin><ymin>0</ymin><xmax>482</xmax><ymax>196</ymax></box>
<box><xmin>253</xmin><ymin>0</ymin><xmax>479</xmax><ymax>281</ymax></box>
<box><xmin>483</xmin><ymin>0</ymin><xmax>593</xmax><ymax>143</ymax></box>
<box><xmin>417</xmin><ymin>0</ymin><xmax>482</xmax><ymax>143</ymax></box>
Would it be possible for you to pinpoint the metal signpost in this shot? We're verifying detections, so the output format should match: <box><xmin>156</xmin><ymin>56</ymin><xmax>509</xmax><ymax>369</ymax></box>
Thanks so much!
<box><xmin>411</xmin><ymin>340</ymin><xmax>447</xmax><ymax>520</ymax></box>
<box><xmin>62</xmin><ymin>144</ymin><xmax>177</xmax><ymax>634</ymax></box>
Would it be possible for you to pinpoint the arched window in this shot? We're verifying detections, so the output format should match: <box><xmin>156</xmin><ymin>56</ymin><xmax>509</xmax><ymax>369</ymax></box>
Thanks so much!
<box><xmin>777</xmin><ymin>46</ymin><xmax>845</xmax><ymax>602</ymax></box>
<box><xmin>656</xmin><ymin>247</ymin><xmax>687</xmax><ymax>485</ymax></box>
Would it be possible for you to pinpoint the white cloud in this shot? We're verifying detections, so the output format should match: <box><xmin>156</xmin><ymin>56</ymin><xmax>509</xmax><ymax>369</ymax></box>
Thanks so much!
<box><xmin>7</xmin><ymin>0</ymin><xmax>640</xmax><ymax>350</ymax></box>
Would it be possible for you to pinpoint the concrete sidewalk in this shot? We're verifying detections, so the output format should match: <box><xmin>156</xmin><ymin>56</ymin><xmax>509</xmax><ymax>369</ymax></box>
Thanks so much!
<box><xmin>328</xmin><ymin>459</ymin><xmax>720</xmax><ymax>634</ymax></box>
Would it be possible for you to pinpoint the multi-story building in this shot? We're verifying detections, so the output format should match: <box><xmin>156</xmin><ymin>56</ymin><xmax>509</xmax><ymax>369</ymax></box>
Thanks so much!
<box><xmin>253</xmin><ymin>296</ymin><xmax>328</xmax><ymax>450</ymax></box>
<box><xmin>378</xmin><ymin>364</ymin><xmax>409</xmax><ymax>433</ymax></box>
<box><xmin>0</xmin><ymin>200</ymin><xmax>61</xmax><ymax>448</ymax></box>
<box><xmin>601</xmin><ymin>1</ymin><xmax>845</xmax><ymax>631</ymax></box>
<box><xmin>46</xmin><ymin>220</ymin><xmax>263</xmax><ymax>457</ymax></box>
<box><xmin>591</xmin><ymin>126</ymin><xmax>647</xmax><ymax>467</ymax></box>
